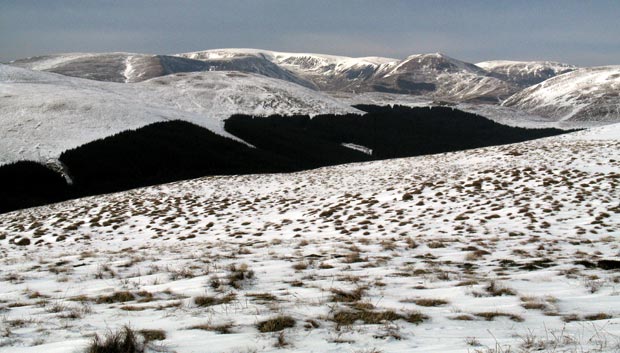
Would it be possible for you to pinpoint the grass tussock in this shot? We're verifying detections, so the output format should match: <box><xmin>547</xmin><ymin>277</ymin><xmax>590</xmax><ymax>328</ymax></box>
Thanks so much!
<box><xmin>331</xmin><ymin>307</ymin><xmax>428</xmax><ymax>328</ymax></box>
<box><xmin>474</xmin><ymin>311</ymin><xmax>524</xmax><ymax>322</ymax></box>
<box><xmin>138</xmin><ymin>329</ymin><xmax>166</xmax><ymax>342</ymax></box>
<box><xmin>563</xmin><ymin>312</ymin><xmax>612</xmax><ymax>322</ymax></box>
<box><xmin>246</xmin><ymin>292</ymin><xmax>278</xmax><ymax>302</ymax></box>
<box><xmin>330</xmin><ymin>287</ymin><xmax>365</xmax><ymax>303</ymax></box>
<box><xmin>96</xmin><ymin>291</ymin><xmax>135</xmax><ymax>304</ymax></box>
<box><xmin>257</xmin><ymin>315</ymin><xmax>296</xmax><ymax>332</ymax></box>
<box><xmin>190</xmin><ymin>323</ymin><xmax>234</xmax><ymax>334</ymax></box>
<box><xmin>227</xmin><ymin>263</ymin><xmax>254</xmax><ymax>289</ymax></box>
<box><xmin>86</xmin><ymin>326</ymin><xmax>144</xmax><ymax>353</ymax></box>
<box><xmin>484</xmin><ymin>281</ymin><xmax>517</xmax><ymax>296</ymax></box>
<box><xmin>402</xmin><ymin>298</ymin><xmax>449</xmax><ymax>307</ymax></box>
<box><xmin>194</xmin><ymin>293</ymin><xmax>236</xmax><ymax>307</ymax></box>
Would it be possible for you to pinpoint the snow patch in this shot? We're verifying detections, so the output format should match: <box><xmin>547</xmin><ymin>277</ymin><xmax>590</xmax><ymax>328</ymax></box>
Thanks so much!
<box><xmin>341</xmin><ymin>142</ymin><xmax>373</xmax><ymax>155</ymax></box>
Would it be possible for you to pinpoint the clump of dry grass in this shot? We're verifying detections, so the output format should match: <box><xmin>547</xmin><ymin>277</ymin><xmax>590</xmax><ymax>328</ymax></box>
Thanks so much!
<box><xmin>451</xmin><ymin>314</ymin><xmax>475</xmax><ymax>321</ymax></box>
<box><xmin>227</xmin><ymin>263</ymin><xmax>254</xmax><ymax>289</ymax></box>
<box><xmin>292</xmin><ymin>261</ymin><xmax>309</xmax><ymax>270</ymax></box>
<box><xmin>563</xmin><ymin>312</ymin><xmax>612</xmax><ymax>322</ymax></box>
<box><xmin>401</xmin><ymin>298</ymin><xmax>449</xmax><ymax>307</ymax></box>
<box><xmin>246</xmin><ymin>292</ymin><xmax>278</xmax><ymax>303</ymax></box>
<box><xmin>331</xmin><ymin>307</ymin><xmax>428</xmax><ymax>329</ymax></box>
<box><xmin>194</xmin><ymin>293</ymin><xmax>236</xmax><ymax>307</ymax></box>
<box><xmin>332</xmin><ymin>309</ymin><xmax>401</xmax><ymax>326</ymax></box>
<box><xmin>190</xmin><ymin>323</ymin><xmax>234</xmax><ymax>334</ymax></box>
<box><xmin>474</xmin><ymin>311</ymin><xmax>524</xmax><ymax>322</ymax></box>
<box><xmin>138</xmin><ymin>329</ymin><xmax>166</xmax><ymax>342</ymax></box>
<box><xmin>343</xmin><ymin>251</ymin><xmax>366</xmax><ymax>264</ymax></box>
<box><xmin>330</xmin><ymin>287</ymin><xmax>365</xmax><ymax>303</ymax></box>
<box><xmin>86</xmin><ymin>326</ymin><xmax>144</xmax><ymax>353</ymax></box>
<box><xmin>257</xmin><ymin>315</ymin><xmax>296</xmax><ymax>332</ymax></box>
<box><xmin>96</xmin><ymin>291</ymin><xmax>135</xmax><ymax>304</ymax></box>
<box><xmin>484</xmin><ymin>281</ymin><xmax>517</xmax><ymax>296</ymax></box>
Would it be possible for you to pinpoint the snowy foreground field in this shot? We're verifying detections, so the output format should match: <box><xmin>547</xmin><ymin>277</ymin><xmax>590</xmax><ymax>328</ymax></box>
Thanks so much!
<box><xmin>1</xmin><ymin>125</ymin><xmax>619</xmax><ymax>353</ymax></box>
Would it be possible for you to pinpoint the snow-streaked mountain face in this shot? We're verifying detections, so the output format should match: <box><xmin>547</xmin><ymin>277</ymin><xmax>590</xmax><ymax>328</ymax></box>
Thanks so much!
<box><xmin>477</xmin><ymin>60</ymin><xmax>576</xmax><ymax>87</ymax></box>
<box><xmin>370</xmin><ymin>53</ymin><xmax>515</xmax><ymax>102</ymax></box>
<box><xmin>8</xmin><ymin>52</ymin><xmax>213</xmax><ymax>83</ymax></box>
<box><xmin>502</xmin><ymin>66</ymin><xmax>620</xmax><ymax>122</ymax></box>
<box><xmin>0</xmin><ymin>64</ymin><xmax>359</xmax><ymax>165</ymax></box>
<box><xmin>179</xmin><ymin>49</ymin><xmax>516</xmax><ymax>102</ymax></box>
<box><xmin>179</xmin><ymin>48</ymin><xmax>399</xmax><ymax>91</ymax></box>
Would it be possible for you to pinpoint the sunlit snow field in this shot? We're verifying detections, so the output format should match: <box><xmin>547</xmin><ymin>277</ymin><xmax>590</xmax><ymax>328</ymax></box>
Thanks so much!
<box><xmin>1</xmin><ymin>124</ymin><xmax>619</xmax><ymax>353</ymax></box>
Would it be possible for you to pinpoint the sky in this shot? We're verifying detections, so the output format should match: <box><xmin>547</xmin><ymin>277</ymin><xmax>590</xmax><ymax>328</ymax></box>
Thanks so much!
<box><xmin>1</xmin><ymin>0</ymin><xmax>618</xmax><ymax>66</ymax></box>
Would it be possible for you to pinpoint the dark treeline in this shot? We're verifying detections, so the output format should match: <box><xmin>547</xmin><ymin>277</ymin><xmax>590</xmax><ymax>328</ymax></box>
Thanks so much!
<box><xmin>226</xmin><ymin>105</ymin><xmax>568</xmax><ymax>160</ymax></box>
<box><xmin>0</xmin><ymin>161</ymin><xmax>70</xmax><ymax>213</ymax></box>
<box><xmin>0</xmin><ymin>105</ymin><xmax>571</xmax><ymax>213</ymax></box>
<box><xmin>59</xmin><ymin>120</ymin><xmax>296</xmax><ymax>195</ymax></box>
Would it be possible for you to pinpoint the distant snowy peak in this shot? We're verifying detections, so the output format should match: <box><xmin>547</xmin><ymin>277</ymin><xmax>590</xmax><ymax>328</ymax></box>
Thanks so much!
<box><xmin>177</xmin><ymin>49</ymin><xmax>317</xmax><ymax>89</ymax></box>
<box><xmin>394</xmin><ymin>53</ymin><xmax>486</xmax><ymax>75</ymax></box>
<box><xmin>370</xmin><ymin>53</ymin><xmax>515</xmax><ymax>102</ymax></box>
<box><xmin>502</xmin><ymin>66</ymin><xmax>620</xmax><ymax>122</ymax></box>
<box><xmin>9</xmin><ymin>53</ymin><xmax>212</xmax><ymax>83</ymax></box>
<box><xmin>476</xmin><ymin>60</ymin><xmax>576</xmax><ymax>86</ymax></box>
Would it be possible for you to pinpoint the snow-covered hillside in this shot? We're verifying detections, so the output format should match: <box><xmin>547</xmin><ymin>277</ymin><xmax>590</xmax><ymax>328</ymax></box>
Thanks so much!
<box><xmin>179</xmin><ymin>48</ymin><xmax>398</xmax><ymax>91</ymax></box>
<box><xmin>0</xmin><ymin>125</ymin><xmax>618</xmax><ymax>353</ymax></box>
<box><xmin>373</xmin><ymin>53</ymin><xmax>515</xmax><ymax>102</ymax></box>
<box><xmin>0</xmin><ymin>64</ymin><xmax>359</xmax><ymax>165</ymax></box>
<box><xmin>502</xmin><ymin>66</ymin><xmax>620</xmax><ymax>123</ymax></box>
<box><xmin>476</xmin><ymin>60</ymin><xmax>576</xmax><ymax>87</ymax></box>
<box><xmin>8</xmin><ymin>52</ymin><xmax>213</xmax><ymax>83</ymax></box>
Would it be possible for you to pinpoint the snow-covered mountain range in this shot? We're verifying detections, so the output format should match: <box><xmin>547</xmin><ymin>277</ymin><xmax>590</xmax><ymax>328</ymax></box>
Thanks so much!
<box><xmin>8</xmin><ymin>49</ymin><xmax>578</xmax><ymax>103</ymax></box>
<box><xmin>0</xmin><ymin>64</ymin><xmax>358</xmax><ymax>165</ymax></box>
<box><xmin>2</xmin><ymin>48</ymin><xmax>620</xmax><ymax>167</ymax></box>
<box><xmin>179</xmin><ymin>49</ymin><xmax>515</xmax><ymax>102</ymax></box>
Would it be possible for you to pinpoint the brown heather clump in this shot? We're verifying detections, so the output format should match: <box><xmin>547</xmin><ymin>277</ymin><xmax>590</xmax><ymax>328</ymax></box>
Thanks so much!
<box><xmin>257</xmin><ymin>315</ymin><xmax>296</xmax><ymax>332</ymax></box>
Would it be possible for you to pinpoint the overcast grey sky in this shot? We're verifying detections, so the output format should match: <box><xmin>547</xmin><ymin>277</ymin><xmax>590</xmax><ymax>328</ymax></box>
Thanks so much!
<box><xmin>1</xmin><ymin>0</ymin><xmax>618</xmax><ymax>66</ymax></box>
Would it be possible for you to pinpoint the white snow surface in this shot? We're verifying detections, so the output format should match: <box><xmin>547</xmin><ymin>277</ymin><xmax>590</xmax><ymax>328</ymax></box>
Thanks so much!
<box><xmin>9</xmin><ymin>52</ymin><xmax>98</xmax><ymax>71</ymax></box>
<box><xmin>1</xmin><ymin>126</ymin><xmax>619</xmax><ymax>353</ymax></box>
<box><xmin>476</xmin><ymin>60</ymin><xmax>576</xmax><ymax>85</ymax></box>
<box><xmin>180</xmin><ymin>48</ymin><xmax>399</xmax><ymax>75</ymax></box>
<box><xmin>0</xmin><ymin>64</ymin><xmax>359</xmax><ymax>165</ymax></box>
<box><xmin>502</xmin><ymin>66</ymin><xmax>620</xmax><ymax>122</ymax></box>
<box><xmin>341</xmin><ymin>142</ymin><xmax>373</xmax><ymax>155</ymax></box>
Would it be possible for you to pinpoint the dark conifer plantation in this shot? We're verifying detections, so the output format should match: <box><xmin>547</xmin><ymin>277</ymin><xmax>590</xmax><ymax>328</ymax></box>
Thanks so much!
<box><xmin>0</xmin><ymin>106</ymin><xmax>571</xmax><ymax>213</ymax></box>
<box><xmin>59</xmin><ymin>120</ymin><xmax>295</xmax><ymax>195</ymax></box>
<box><xmin>225</xmin><ymin>105</ymin><xmax>569</xmax><ymax>160</ymax></box>
<box><xmin>0</xmin><ymin>161</ymin><xmax>70</xmax><ymax>213</ymax></box>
